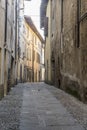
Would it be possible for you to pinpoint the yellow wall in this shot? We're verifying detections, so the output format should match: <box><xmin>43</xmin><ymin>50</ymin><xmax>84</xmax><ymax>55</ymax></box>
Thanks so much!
<box><xmin>45</xmin><ymin>0</ymin><xmax>52</xmax><ymax>83</ymax></box>
<box><xmin>24</xmin><ymin>20</ymin><xmax>42</xmax><ymax>82</ymax></box>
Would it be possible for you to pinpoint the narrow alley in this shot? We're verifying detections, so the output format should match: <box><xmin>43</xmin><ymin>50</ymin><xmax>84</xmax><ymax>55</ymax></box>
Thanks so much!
<box><xmin>0</xmin><ymin>83</ymin><xmax>87</xmax><ymax>130</ymax></box>
<box><xmin>0</xmin><ymin>0</ymin><xmax>87</xmax><ymax>130</ymax></box>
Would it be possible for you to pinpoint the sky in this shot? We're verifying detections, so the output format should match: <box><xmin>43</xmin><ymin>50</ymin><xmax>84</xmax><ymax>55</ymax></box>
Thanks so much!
<box><xmin>24</xmin><ymin>0</ymin><xmax>44</xmax><ymax>38</ymax></box>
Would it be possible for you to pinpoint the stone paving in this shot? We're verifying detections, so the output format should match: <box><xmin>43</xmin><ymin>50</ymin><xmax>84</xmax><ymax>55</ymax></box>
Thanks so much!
<box><xmin>19</xmin><ymin>83</ymin><xmax>85</xmax><ymax>130</ymax></box>
<box><xmin>0</xmin><ymin>82</ymin><xmax>86</xmax><ymax>130</ymax></box>
<box><xmin>0</xmin><ymin>84</ymin><xmax>23</xmax><ymax>130</ymax></box>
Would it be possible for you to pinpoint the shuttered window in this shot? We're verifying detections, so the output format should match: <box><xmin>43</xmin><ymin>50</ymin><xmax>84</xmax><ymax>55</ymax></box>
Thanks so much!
<box><xmin>44</xmin><ymin>17</ymin><xmax>48</xmax><ymax>37</ymax></box>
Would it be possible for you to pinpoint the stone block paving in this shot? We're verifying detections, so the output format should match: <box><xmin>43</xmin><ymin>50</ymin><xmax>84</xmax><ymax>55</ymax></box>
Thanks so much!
<box><xmin>0</xmin><ymin>82</ymin><xmax>86</xmax><ymax>130</ymax></box>
<box><xmin>19</xmin><ymin>83</ymin><xmax>85</xmax><ymax>130</ymax></box>
<box><xmin>0</xmin><ymin>84</ymin><xmax>24</xmax><ymax>130</ymax></box>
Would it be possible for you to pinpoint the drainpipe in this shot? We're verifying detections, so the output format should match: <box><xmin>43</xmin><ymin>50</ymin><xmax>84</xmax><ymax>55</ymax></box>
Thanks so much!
<box><xmin>4</xmin><ymin>0</ymin><xmax>8</xmax><ymax>43</ymax></box>
<box><xmin>15</xmin><ymin>0</ymin><xmax>18</xmax><ymax>84</ymax></box>
<box><xmin>77</xmin><ymin>0</ymin><xmax>80</xmax><ymax>48</ymax></box>
<box><xmin>61</xmin><ymin>0</ymin><xmax>63</xmax><ymax>32</ymax></box>
<box><xmin>15</xmin><ymin>0</ymin><xmax>17</xmax><ymax>60</ymax></box>
<box><xmin>32</xmin><ymin>40</ymin><xmax>34</xmax><ymax>82</ymax></box>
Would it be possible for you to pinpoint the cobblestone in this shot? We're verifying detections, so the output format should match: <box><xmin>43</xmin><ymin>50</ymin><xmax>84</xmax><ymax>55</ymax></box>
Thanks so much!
<box><xmin>0</xmin><ymin>84</ymin><xmax>24</xmax><ymax>130</ymax></box>
<box><xmin>45</xmin><ymin>84</ymin><xmax>87</xmax><ymax>130</ymax></box>
<box><xmin>19</xmin><ymin>83</ymin><xmax>84</xmax><ymax>130</ymax></box>
<box><xmin>0</xmin><ymin>83</ymin><xmax>86</xmax><ymax>130</ymax></box>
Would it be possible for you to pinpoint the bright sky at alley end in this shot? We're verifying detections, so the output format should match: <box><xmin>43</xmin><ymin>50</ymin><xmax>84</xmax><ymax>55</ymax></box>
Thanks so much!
<box><xmin>24</xmin><ymin>0</ymin><xmax>44</xmax><ymax>38</ymax></box>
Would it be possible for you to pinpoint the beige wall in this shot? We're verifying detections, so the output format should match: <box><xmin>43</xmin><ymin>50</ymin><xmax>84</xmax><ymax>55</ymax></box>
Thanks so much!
<box><xmin>40</xmin><ymin>44</ymin><xmax>45</xmax><ymax>81</ymax></box>
<box><xmin>0</xmin><ymin>0</ymin><xmax>6</xmax><ymax>98</ymax></box>
<box><xmin>23</xmin><ymin>22</ymin><xmax>33</xmax><ymax>82</ymax></box>
<box><xmin>0</xmin><ymin>0</ymin><xmax>17</xmax><ymax>98</ymax></box>
<box><xmin>45</xmin><ymin>0</ymin><xmax>52</xmax><ymax>84</ymax></box>
<box><xmin>24</xmin><ymin>20</ymin><xmax>43</xmax><ymax>82</ymax></box>
<box><xmin>17</xmin><ymin>0</ymin><xmax>25</xmax><ymax>82</ymax></box>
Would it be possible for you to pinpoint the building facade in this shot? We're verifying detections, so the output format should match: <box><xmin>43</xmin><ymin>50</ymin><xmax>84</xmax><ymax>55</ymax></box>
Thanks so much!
<box><xmin>41</xmin><ymin>0</ymin><xmax>87</xmax><ymax>102</ymax></box>
<box><xmin>0</xmin><ymin>0</ymin><xmax>44</xmax><ymax>100</ymax></box>
<box><xmin>24</xmin><ymin>16</ymin><xmax>44</xmax><ymax>82</ymax></box>
<box><xmin>16</xmin><ymin>0</ymin><xmax>25</xmax><ymax>82</ymax></box>
<box><xmin>0</xmin><ymin>0</ymin><xmax>17</xmax><ymax>99</ymax></box>
<box><xmin>0</xmin><ymin>0</ymin><xmax>5</xmax><ymax>98</ymax></box>
<box><xmin>40</xmin><ymin>43</ymin><xmax>45</xmax><ymax>81</ymax></box>
<box><xmin>0</xmin><ymin>0</ymin><xmax>33</xmax><ymax>99</ymax></box>
<box><xmin>40</xmin><ymin>0</ymin><xmax>52</xmax><ymax>84</ymax></box>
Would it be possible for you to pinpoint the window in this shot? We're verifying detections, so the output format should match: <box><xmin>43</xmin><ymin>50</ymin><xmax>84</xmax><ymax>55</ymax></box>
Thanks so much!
<box><xmin>33</xmin><ymin>50</ymin><xmax>35</xmax><ymax>61</ymax></box>
<box><xmin>37</xmin><ymin>53</ymin><xmax>40</xmax><ymax>63</ymax></box>
<box><xmin>44</xmin><ymin>17</ymin><xmax>48</xmax><ymax>36</ymax></box>
<box><xmin>27</xmin><ymin>48</ymin><xmax>28</xmax><ymax>60</ymax></box>
<box><xmin>29</xmin><ymin>48</ymin><xmax>31</xmax><ymax>61</ymax></box>
<box><xmin>27</xmin><ymin>28</ymin><xmax>29</xmax><ymax>37</ymax></box>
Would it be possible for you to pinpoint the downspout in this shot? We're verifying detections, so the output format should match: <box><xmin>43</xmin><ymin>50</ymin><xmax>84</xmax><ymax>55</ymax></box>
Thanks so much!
<box><xmin>61</xmin><ymin>0</ymin><xmax>63</xmax><ymax>33</ymax></box>
<box><xmin>77</xmin><ymin>0</ymin><xmax>80</xmax><ymax>47</ymax></box>
<box><xmin>4</xmin><ymin>0</ymin><xmax>8</xmax><ymax>43</ymax></box>
<box><xmin>32</xmin><ymin>40</ymin><xmax>34</xmax><ymax>82</ymax></box>
<box><xmin>15</xmin><ymin>0</ymin><xmax>17</xmax><ymax>60</ymax></box>
<box><xmin>15</xmin><ymin>0</ymin><xmax>18</xmax><ymax>84</ymax></box>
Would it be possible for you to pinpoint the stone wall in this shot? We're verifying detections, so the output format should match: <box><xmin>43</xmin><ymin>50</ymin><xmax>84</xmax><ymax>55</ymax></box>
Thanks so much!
<box><xmin>51</xmin><ymin>0</ymin><xmax>87</xmax><ymax>102</ymax></box>
<box><xmin>0</xmin><ymin>0</ymin><xmax>5</xmax><ymax>98</ymax></box>
<box><xmin>0</xmin><ymin>0</ymin><xmax>17</xmax><ymax>98</ymax></box>
<box><xmin>0</xmin><ymin>84</ymin><xmax>4</xmax><ymax>99</ymax></box>
<box><xmin>51</xmin><ymin>0</ymin><xmax>61</xmax><ymax>86</ymax></box>
<box><xmin>80</xmin><ymin>0</ymin><xmax>87</xmax><ymax>101</ymax></box>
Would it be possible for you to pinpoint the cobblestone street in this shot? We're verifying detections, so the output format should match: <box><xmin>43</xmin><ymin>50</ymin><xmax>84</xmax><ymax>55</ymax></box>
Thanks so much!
<box><xmin>0</xmin><ymin>83</ymin><xmax>87</xmax><ymax>130</ymax></box>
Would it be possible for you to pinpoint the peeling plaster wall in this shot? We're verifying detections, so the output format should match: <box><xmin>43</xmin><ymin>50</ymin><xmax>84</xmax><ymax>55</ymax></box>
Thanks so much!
<box><xmin>51</xmin><ymin>0</ymin><xmax>87</xmax><ymax>102</ymax></box>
